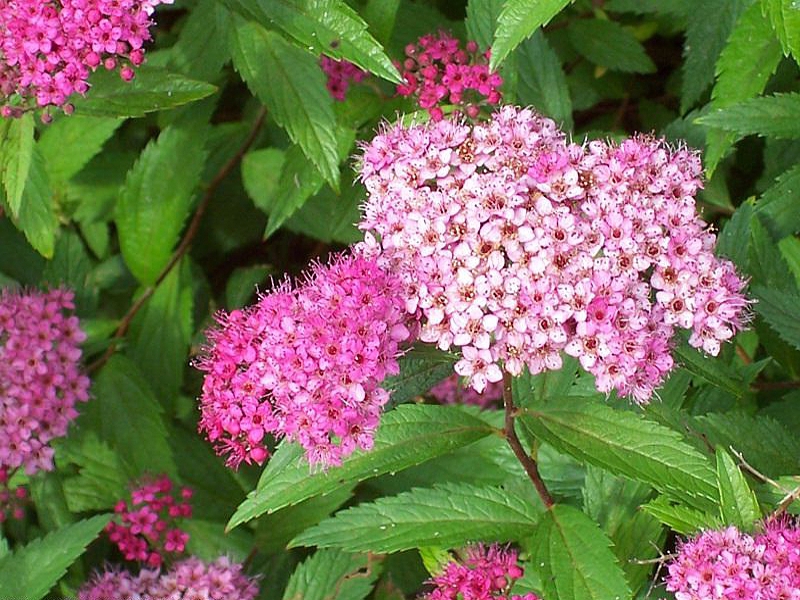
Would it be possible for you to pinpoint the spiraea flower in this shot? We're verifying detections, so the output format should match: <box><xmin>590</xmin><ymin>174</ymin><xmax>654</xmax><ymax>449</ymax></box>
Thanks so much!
<box><xmin>320</xmin><ymin>55</ymin><xmax>367</xmax><ymax>101</ymax></box>
<box><xmin>78</xmin><ymin>556</ymin><xmax>260</xmax><ymax>600</ymax></box>
<box><xmin>425</xmin><ymin>544</ymin><xmax>539</xmax><ymax>600</ymax></box>
<box><xmin>0</xmin><ymin>0</ymin><xmax>173</xmax><ymax>117</ymax></box>
<box><xmin>196</xmin><ymin>252</ymin><xmax>411</xmax><ymax>469</ymax></box>
<box><xmin>358</xmin><ymin>105</ymin><xmax>749</xmax><ymax>403</ymax></box>
<box><xmin>665</xmin><ymin>519</ymin><xmax>800</xmax><ymax>600</ymax></box>
<box><xmin>105</xmin><ymin>474</ymin><xmax>193</xmax><ymax>567</ymax></box>
<box><xmin>0</xmin><ymin>287</ymin><xmax>90</xmax><ymax>476</ymax></box>
<box><xmin>430</xmin><ymin>374</ymin><xmax>503</xmax><ymax>409</ymax></box>
<box><xmin>397</xmin><ymin>31</ymin><xmax>502</xmax><ymax>121</ymax></box>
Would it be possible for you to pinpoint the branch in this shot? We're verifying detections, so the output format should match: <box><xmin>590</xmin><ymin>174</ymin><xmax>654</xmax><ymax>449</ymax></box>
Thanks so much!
<box><xmin>502</xmin><ymin>371</ymin><xmax>554</xmax><ymax>508</ymax></box>
<box><xmin>87</xmin><ymin>106</ymin><xmax>268</xmax><ymax>374</ymax></box>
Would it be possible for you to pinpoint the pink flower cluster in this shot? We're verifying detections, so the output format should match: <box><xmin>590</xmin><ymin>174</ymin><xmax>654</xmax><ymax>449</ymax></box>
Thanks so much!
<box><xmin>0</xmin><ymin>467</ymin><xmax>28</xmax><ymax>523</ymax></box>
<box><xmin>196</xmin><ymin>253</ymin><xmax>411</xmax><ymax>468</ymax></box>
<box><xmin>78</xmin><ymin>556</ymin><xmax>259</xmax><ymax>600</ymax></box>
<box><xmin>320</xmin><ymin>55</ymin><xmax>367</xmax><ymax>101</ymax></box>
<box><xmin>424</xmin><ymin>544</ymin><xmax>539</xmax><ymax>600</ymax></box>
<box><xmin>666</xmin><ymin>520</ymin><xmax>800</xmax><ymax>599</ymax></box>
<box><xmin>0</xmin><ymin>287</ymin><xmax>90</xmax><ymax>475</ymax></box>
<box><xmin>358</xmin><ymin>105</ymin><xmax>749</xmax><ymax>402</ymax></box>
<box><xmin>0</xmin><ymin>0</ymin><xmax>172</xmax><ymax>117</ymax></box>
<box><xmin>105</xmin><ymin>474</ymin><xmax>193</xmax><ymax>567</ymax></box>
<box><xmin>430</xmin><ymin>374</ymin><xmax>503</xmax><ymax>409</ymax></box>
<box><xmin>397</xmin><ymin>31</ymin><xmax>502</xmax><ymax>121</ymax></box>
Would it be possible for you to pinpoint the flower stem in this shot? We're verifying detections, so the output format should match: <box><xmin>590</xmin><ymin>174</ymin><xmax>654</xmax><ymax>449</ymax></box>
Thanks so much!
<box><xmin>502</xmin><ymin>371</ymin><xmax>554</xmax><ymax>508</ymax></box>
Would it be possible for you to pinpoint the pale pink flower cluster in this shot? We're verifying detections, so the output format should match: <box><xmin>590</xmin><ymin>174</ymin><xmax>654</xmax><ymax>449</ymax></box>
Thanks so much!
<box><xmin>0</xmin><ymin>287</ymin><xmax>90</xmax><ymax>475</ymax></box>
<box><xmin>429</xmin><ymin>374</ymin><xmax>503</xmax><ymax>409</ymax></box>
<box><xmin>78</xmin><ymin>556</ymin><xmax>259</xmax><ymax>600</ymax></box>
<box><xmin>320</xmin><ymin>55</ymin><xmax>367</xmax><ymax>101</ymax></box>
<box><xmin>0</xmin><ymin>0</ymin><xmax>172</xmax><ymax>117</ymax></box>
<box><xmin>666</xmin><ymin>520</ymin><xmax>800</xmax><ymax>599</ymax></box>
<box><xmin>196</xmin><ymin>253</ymin><xmax>411</xmax><ymax>468</ymax></box>
<box><xmin>396</xmin><ymin>31</ymin><xmax>502</xmax><ymax>121</ymax></box>
<box><xmin>105</xmin><ymin>474</ymin><xmax>193</xmax><ymax>567</ymax></box>
<box><xmin>358</xmin><ymin>105</ymin><xmax>749</xmax><ymax>402</ymax></box>
<box><xmin>424</xmin><ymin>544</ymin><xmax>539</xmax><ymax>600</ymax></box>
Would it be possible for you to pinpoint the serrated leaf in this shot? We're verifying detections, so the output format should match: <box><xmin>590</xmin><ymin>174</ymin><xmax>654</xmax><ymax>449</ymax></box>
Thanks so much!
<box><xmin>383</xmin><ymin>346</ymin><xmax>457</xmax><ymax>406</ymax></box>
<box><xmin>78</xmin><ymin>355</ymin><xmax>176</xmax><ymax>478</ymax></box>
<box><xmin>227</xmin><ymin>404</ymin><xmax>494</xmax><ymax>529</ymax></box>
<box><xmin>673</xmin><ymin>340</ymin><xmax>747</xmax><ymax>399</ymax></box>
<box><xmin>466</xmin><ymin>0</ymin><xmax>505</xmax><ymax>49</ymax></box>
<box><xmin>284</xmin><ymin>173</ymin><xmax>363</xmax><ymax>244</ymax></box>
<box><xmin>283</xmin><ymin>549</ymin><xmax>382</xmax><ymax>600</ymax></box>
<box><xmin>241</xmin><ymin>147</ymin><xmax>286</xmax><ymax>214</ymax></box>
<box><xmin>15</xmin><ymin>146</ymin><xmax>57</xmax><ymax>258</ymax></box>
<box><xmin>56</xmin><ymin>433</ymin><xmax>128</xmax><ymax>513</ymax></box>
<box><xmin>681</xmin><ymin>0</ymin><xmax>749</xmax><ymax>113</ymax></box>
<box><xmin>184</xmin><ymin>519</ymin><xmax>254</xmax><ymax>562</ymax></box>
<box><xmin>717</xmin><ymin>199</ymin><xmax>753</xmax><ymax>268</ymax></box>
<box><xmin>115</xmin><ymin>125</ymin><xmax>207</xmax><ymax>284</ymax></box>
<box><xmin>520</xmin><ymin>397</ymin><xmax>718</xmax><ymax>512</ymax></box>
<box><xmin>567</xmin><ymin>19</ymin><xmax>655</xmax><ymax>73</ymax></box>
<box><xmin>641</xmin><ymin>496</ymin><xmax>720</xmax><ymax>535</ymax></box>
<box><xmin>749</xmin><ymin>213</ymin><xmax>795</xmax><ymax>288</ymax></box>
<box><xmin>38</xmin><ymin>116</ymin><xmax>122</xmax><ymax>185</ymax></box>
<box><xmin>704</xmin><ymin>2</ymin><xmax>783</xmax><ymax>174</ymax></box>
<box><xmin>71</xmin><ymin>66</ymin><xmax>217</xmax><ymax>117</ymax></box>
<box><xmin>751</xmin><ymin>285</ymin><xmax>800</xmax><ymax>351</ymax></box>
<box><xmin>516</xmin><ymin>30</ymin><xmax>573</xmax><ymax>129</ymax></box>
<box><xmin>716</xmin><ymin>447</ymin><xmax>761</xmax><ymax>529</ymax></box>
<box><xmin>529</xmin><ymin>504</ymin><xmax>632</xmax><ymax>600</ymax></box>
<box><xmin>0</xmin><ymin>112</ymin><xmax>34</xmax><ymax>217</ymax></box>
<box><xmin>0</xmin><ymin>514</ymin><xmax>111</xmax><ymax>600</ymax></box>
<box><xmin>490</xmin><ymin>0</ymin><xmax>571</xmax><ymax>70</ymax></box>
<box><xmin>230</xmin><ymin>17</ymin><xmax>340</xmax><ymax>190</ymax></box>
<box><xmin>363</xmin><ymin>0</ymin><xmax>400</xmax><ymax>46</ymax></box>
<box><xmin>761</xmin><ymin>0</ymin><xmax>800</xmax><ymax>60</ymax></box>
<box><xmin>697</xmin><ymin>92</ymin><xmax>800</xmax><ymax>139</ymax></box>
<box><xmin>168</xmin><ymin>0</ymin><xmax>232</xmax><ymax>82</ymax></box>
<box><xmin>40</xmin><ymin>230</ymin><xmax>96</xmax><ymax>312</ymax></box>
<box><xmin>291</xmin><ymin>482</ymin><xmax>542</xmax><ymax>552</ymax></box>
<box><xmin>754</xmin><ymin>163</ymin><xmax>800</xmax><ymax>239</ymax></box>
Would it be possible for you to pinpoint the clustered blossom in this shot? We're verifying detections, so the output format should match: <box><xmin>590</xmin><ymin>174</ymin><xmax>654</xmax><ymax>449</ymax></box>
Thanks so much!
<box><xmin>358</xmin><ymin>105</ymin><xmax>749</xmax><ymax>402</ymax></box>
<box><xmin>105</xmin><ymin>474</ymin><xmax>193</xmax><ymax>567</ymax></box>
<box><xmin>424</xmin><ymin>544</ymin><xmax>539</xmax><ymax>600</ymax></box>
<box><xmin>320</xmin><ymin>55</ymin><xmax>367</xmax><ymax>101</ymax></box>
<box><xmin>0</xmin><ymin>0</ymin><xmax>173</xmax><ymax>117</ymax></box>
<box><xmin>0</xmin><ymin>287</ymin><xmax>90</xmax><ymax>475</ymax></box>
<box><xmin>666</xmin><ymin>520</ymin><xmax>800</xmax><ymax>599</ymax></box>
<box><xmin>196</xmin><ymin>253</ymin><xmax>411</xmax><ymax>468</ymax></box>
<box><xmin>0</xmin><ymin>467</ymin><xmax>28</xmax><ymax>523</ymax></box>
<box><xmin>429</xmin><ymin>374</ymin><xmax>503</xmax><ymax>409</ymax></box>
<box><xmin>397</xmin><ymin>31</ymin><xmax>502</xmax><ymax>121</ymax></box>
<box><xmin>78</xmin><ymin>556</ymin><xmax>260</xmax><ymax>600</ymax></box>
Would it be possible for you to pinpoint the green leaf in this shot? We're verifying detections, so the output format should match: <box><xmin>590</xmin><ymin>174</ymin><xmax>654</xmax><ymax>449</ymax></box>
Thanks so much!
<box><xmin>283</xmin><ymin>549</ymin><xmax>382</xmax><ymax>600</ymax></box>
<box><xmin>241</xmin><ymin>147</ymin><xmax>286</xmax><ymax>214</ymax></box>
<box><xmin>38</xmin><ymin>116</ymin><xmax>122</xmax><ymax>185</ymax></box>
<box><xmin>283</xmin><ymin>172</ymin><xmax>363</xmax><ymax>244</ymax></box>
<box><xmin>230</xmin><ymin>17</ymin><xmax>340</xmax><ymax>190</ymax></box>
<box><xmin>520</xmin><ymin>397</ymin><xmax>718</xmax><ymax>512</ymax></box>
<box><xmin>115</xmin><ymin>125</ymin><xmax>207</xmax><ymax>284</ymax></box>
<box><xmin>673</xmin><ymin>341</ymin><xmax>747</xmax><ymax>399</ymax></box>
<box><xmin>717</xmin><ymin>199</ymin><xmax>753</xmax><ymax>267</ymax></box>
<box><xmin>40</xmin><ymin>230</ymin><xmax>96</xmax><ymax>312</ymax></box>
<box><xmin>15</xmin><ymin>146</ymin><xmax>57</xmax><ymax>258</ymax></box>
<box><xmin>291</xmin><ymin>482</ymin><xmax>542</xmax><ymax>552</ymax></box>
<box><xmin>0</xmin><ymin>113</ymin><xmax>34</xmax><ymax>217</ymax></box>
<box><xmin>383</xmin><ymin>346</ymin><xmax>457</xmax><ymax>406</ymax></box>
<box><xmin>641</xmin><ymin>496</ymin><xmax>720</xmax><ymax>535</ymax></box>
<box><xmin>71</xmin><ymin>66</ymin><xmax>217</xmax><ymax>117</ymax></box>
<box><xmin>751</xmin><ymin>285</ymin><xmax>800</xmax><ymax>351</ymax></box>
<box><xmin>755</xmin><ymin>163</ymin><xmax>800</xmax><ymax>238</ymax></box>
<box><xmin>697</xmin><ymin>93</ymin><xmax>800</xmax><ymax>140</ymax></box>
<box><xmin>126</xmin><ymin>260</ymin><xmax>194</xmax><ymax>406</ymax></box>
<box><xmin>704</xmin><ymin>2</ymin><xmax>783</xmax><ymax>174</ymax></box>
<box><xmin>227</xmin><ymin>404</ymin><xmax>494</xmax><ymax>529</ymax></box>
<box><xmin>56</xmin><ymin>433</ymin><xmax>128</xmax><ymax>513</ymax></box>
<box><xmin>466</xmin><ymin>0</ymin><xmax>505</xmax><ymax>50</ymax></box>
<box><xmin>529</xmin><ymin>504</ymin><xmax>632</xmax><ymax>600</ymax></box>
<box><xmin>184</xmin><ymin>519</ymin><xmax>254</xmax><ymax>562</ymax></box>
<box><xmin>78</xmin><ymin>355</ymin><xmax>176</xmax><ymax>478</ymax></box>
<box><xmin>749</xmin><ymin>213</ymin><xmax>795</xmax><ymax>288</ymax></box>
<box><xmin>363</xmin><ymin>0</ymin><xmax>400</xmax><ymax>46</ymax></box>
<box><xmin>567</xmin><ymin>19</ymin><xmax>656</xmax><ymax>73</ymax></box>
<box><xmin>0</xmin><ymin>515</ymin><xmax>111</xmax><ymax>600</ymax></box>
<box><xmin>490</xmin><ymin>0</ymin><xmax>571</xmax><ymax>70</ymax></box>
<box><xmin>167</xmin><ymin>0</ymin><xmax>232</xmax><ymax>82</ymax></box>
<box><xmin>516</xmin><ymin>30</ymin><xmax>573</xmax><ymax>129</ymax></box>
<box><xmin>716</xmin><ymin>447</ymin><xmax>761</xmax><ymax>529</ymax></box>
<box><xmin>761</xmin><ymin>0</ymin><xmax>800</xmax><ymax>60</ymax></box>
<box><xmin>681</xmin><ymin>0</ymin><xmax>749</xmax><ymax>113</ymax></box>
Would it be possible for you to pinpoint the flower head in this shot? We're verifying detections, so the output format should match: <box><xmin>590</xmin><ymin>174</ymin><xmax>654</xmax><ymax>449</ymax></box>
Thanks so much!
<box><xmin>320</xmin><ymin>55</ymin><xmax>367</xmax><ymax>101</ymax></box>
<box><xmin>429</xmin><ymin>374</ymin><xmax>503</xmax><ymax>408</ymax></box>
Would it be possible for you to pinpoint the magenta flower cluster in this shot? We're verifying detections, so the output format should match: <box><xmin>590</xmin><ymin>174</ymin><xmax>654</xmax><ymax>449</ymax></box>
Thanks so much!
<box><xmin>196</xmin><ymin>253</ymin><xmax>411</xmax><ymax>468</ymax></box>
<box><xmin>320</xmin><ymin>55</ymin><xmax>367</xmax><ymax>101</ymax></box>
<box><xmin>105</xmin><ymin>474</ymin><xmax>193</xmax><ymax>567</ymax></box>
<box><xmin>430</xmin><ymin>374</ymin><xmax>503</xmax><ymax>409</ymax></box>
<box><xmin>666</xmin><ymin>520</ymin><xmax>800</xmax><ymax>599</ymax></box>
<box><xmin>0</xmin><ymin>0</ymin><xmax>172</xmax><ymax>117</ymax></box>
<box><xmin>358</xmin><ymin>105</ymin><xmax>749</xmax><ymax>402</ymax></box>
<box><xmin>396</xmin><ymin>31</ymin><xmax>502</xmax><ymax>121</ymax></box>
<box><xmin>0</xmin><ymin>287</ymin><xmax>90</xmax><ymax>475</ymax></box>
<box><xmin>78</xmin><ymin>555</ymin><xmax>259</xmax><ymax>600</ymax></box>
<box><xmin>424</xmin><ymin>544</ymin><xmax>539</xmax><ymax>600</ymax></box>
